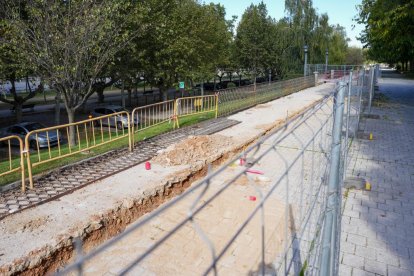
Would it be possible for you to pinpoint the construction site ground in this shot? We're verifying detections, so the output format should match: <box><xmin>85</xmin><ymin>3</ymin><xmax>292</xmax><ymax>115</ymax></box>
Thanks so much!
<box><xmin>0</xmin><ymin>82</ymin><xmax>334</xmax><ymax>275</ymax></box>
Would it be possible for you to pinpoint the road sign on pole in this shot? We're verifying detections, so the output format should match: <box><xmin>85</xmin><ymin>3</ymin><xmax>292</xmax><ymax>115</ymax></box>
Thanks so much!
<box><xmin>179</xmin><ymin>82</ymin><xmax>185</xmax><ymax>89</ymax></box>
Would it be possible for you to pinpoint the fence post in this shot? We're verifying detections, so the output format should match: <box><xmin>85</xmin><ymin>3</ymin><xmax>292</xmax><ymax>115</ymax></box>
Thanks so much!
<box><xmin>319</xmin><ymin>81</ymin><xmax>346</xmax><ymax>276</ymax></box>
<box><xmin>174</xmin><ymin>99</ymin><xmax>180</xmax><ymax>128</ymax></box>
<box><xmin>356</xmin><ymin>70</ymin><xmax>364</xmax><ymax>131</ymax></box>
<box><xmin>215</xmin><ymin>94</ymin><xmax>219</xmax><ymax>118</ymax></box>
<box><xmin>127</xmin><ymin>113</ymin><xmax>132</xmax><ymax>152</ymax></box>
<box><xmin>343</xmin><ymin>71</ymin><xmax>353</xmax><ymax>180</ymax></box>
<box><xmin>368</xmin><ymin>67</ymin><xmax>375</xmax><ymax>114</ymax></box>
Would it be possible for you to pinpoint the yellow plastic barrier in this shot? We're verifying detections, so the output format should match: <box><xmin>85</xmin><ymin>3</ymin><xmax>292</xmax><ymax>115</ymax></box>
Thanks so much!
<box><xmin>25</xmin><ymin>112</ymin><xmax>132</xmax><ymax>188</ymax></box>
<box><xmin>174</xmin><ymin>95</ymin><xmax>218</xmax><ymax>128</ymax></box>
<box><xmin>0</xmin><ymin>135</ymin><xmax>26</xmax><ymax>191</ymax></box>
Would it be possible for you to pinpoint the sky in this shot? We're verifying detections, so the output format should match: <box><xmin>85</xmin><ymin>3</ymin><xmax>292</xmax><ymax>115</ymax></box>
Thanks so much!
<box><xmin>210</xmin><ymin>0</ymin><xmax>364</xmax><ymax>47</ymax></box>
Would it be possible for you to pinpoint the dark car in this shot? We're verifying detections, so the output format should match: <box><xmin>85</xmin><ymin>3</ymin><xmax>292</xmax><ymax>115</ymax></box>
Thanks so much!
<box><xmin>0</xmin><ymin>122</ymin><xmax>62</xmax><ymax>149</ymax></box>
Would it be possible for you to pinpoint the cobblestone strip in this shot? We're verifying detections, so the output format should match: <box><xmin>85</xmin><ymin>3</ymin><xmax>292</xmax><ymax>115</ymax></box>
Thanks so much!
<box><xmin>340</xmin><ymin>102</ymin><xmax>414</xmax><ymax>276</ymax></box>
<box><xmin>0</xmin><ymin>118</ymin><xmax>240</xmax><ymax>217</ymax></box>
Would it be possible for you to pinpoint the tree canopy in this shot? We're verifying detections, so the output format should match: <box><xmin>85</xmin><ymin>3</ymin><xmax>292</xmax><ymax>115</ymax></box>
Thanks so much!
<box><xmin>356</xmin><ymin>0</ymin><xmax>414</xmax><ymax>69</ymax></box>
<box><xmin>0</xmin><ymin>0</ymin><xmax>353</xmax><ymax>125</ymax></box>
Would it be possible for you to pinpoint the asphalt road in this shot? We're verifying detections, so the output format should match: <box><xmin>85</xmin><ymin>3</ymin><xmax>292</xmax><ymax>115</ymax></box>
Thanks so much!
<box><xmin>379</xmin><ymin>69</ymin><xmax>414</xmax><ymax>106</ymax></box>
<box><xmin>0</xmin><ymin>89</ymin><xmax>164</xmax><ymax>128</ymax></box>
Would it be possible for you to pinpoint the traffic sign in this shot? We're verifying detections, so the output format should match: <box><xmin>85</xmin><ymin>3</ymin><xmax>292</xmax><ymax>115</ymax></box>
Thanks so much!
<box><xmin>179</xmin><ymin>81</ymin><xmax>185</xmax><ymax>89</ymax></box>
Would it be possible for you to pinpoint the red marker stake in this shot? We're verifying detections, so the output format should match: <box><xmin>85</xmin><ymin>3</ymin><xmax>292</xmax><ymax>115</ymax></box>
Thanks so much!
<box><xmin>248</xmin><ymin>196</ymin><xmax>257</xmax><ymax>201</ymax></box>
<box><xmin>246</xmin><ymin>169</ymin><xmax>264</xmax><ymax>175</ymax></box>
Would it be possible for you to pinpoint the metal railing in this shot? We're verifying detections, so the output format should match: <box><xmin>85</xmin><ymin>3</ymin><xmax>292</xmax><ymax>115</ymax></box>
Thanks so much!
<box><xmin>131</xmin><ymin>100</ymin><xmax>175</xmax><ymax>144</ymax></box>
<box><xmin>0</xmin><ymin>135</ymin><xmax>25</xmax><ymax>191</ymax></box>
<box><xmin>0</xmin><ymin>75</ymin><xmax>317</xmax><ymax>187</ymax></box>
<box><xmin>174</xmin><ymin>95</ymin><xmax>218</xmax><ymax>128</ymax></box>
<box><xmin>25</xmin><ymin>112</ymin><xmax>132</xmax><ymax>188</ymax></box>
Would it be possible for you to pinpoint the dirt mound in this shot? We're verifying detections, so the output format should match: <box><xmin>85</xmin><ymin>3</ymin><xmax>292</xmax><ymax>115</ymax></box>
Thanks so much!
<box><xmin>152</xmin><ymin>135</ymin><xmax>234</xmax><ymax>167</ymax></box>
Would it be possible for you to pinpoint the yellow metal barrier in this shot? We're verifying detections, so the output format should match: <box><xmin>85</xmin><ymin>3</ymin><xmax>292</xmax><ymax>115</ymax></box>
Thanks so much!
<box><xmin>25</xmin><ymin>112</ymin><xmax>132</xmax><ymax>188</ymax></box>
<box><xmin>131</xmin><ymin>100</ymin><xmax>176</xmax><ymax>145</ymax></box>
<box><xmin>174</xmin><ymin>95</ymin><xmax>218</xmax><ymax>128</ymax></box>
<box><xmin>0</xmin><ymin>135</ymin><xmax>26</xmax><ymax>191</ymax></box>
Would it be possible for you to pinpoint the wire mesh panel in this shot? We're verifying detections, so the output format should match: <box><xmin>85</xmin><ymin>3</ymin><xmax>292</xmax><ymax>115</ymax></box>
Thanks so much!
<box><xmin>57</xmin><ymin>94</ymin><xmax>348</xmax><ymax>276</ymax></box>
<box><xmin>218</xmin><ymin>75</ymin><xmax>315</xmax><ymax>117</ymax></box>
<box><xmin>56</xmin><ymin>68</ymin><xmax>377</xmax><ymax>276</ymax></box>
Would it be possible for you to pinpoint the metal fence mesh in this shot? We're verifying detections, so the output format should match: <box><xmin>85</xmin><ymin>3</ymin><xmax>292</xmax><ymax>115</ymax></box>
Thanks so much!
<box><xmin>57</xmin><ymin>66</ymin><xmax>377</xmax><ymax>276</ymax></box>
<box><xmin>218</xmin><ymin>75</ymin><xmax>315</xmax><ymax>117</ymax></box>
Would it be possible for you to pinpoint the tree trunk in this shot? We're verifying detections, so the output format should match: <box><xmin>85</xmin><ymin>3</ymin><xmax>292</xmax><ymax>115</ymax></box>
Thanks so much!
<box><xmin>15</xmin><ymin>103</ymin><xmax>23</xmax><ymax>123</ymax></box>
<box><xmin>159</xmin><ymin>87</ymin><xmax>168</xmax><ymax>102</ymax></box>
<box><xmin>121</xmin><ymin>83</ymin><xmax>125</xmax><ymax>108</ymax></box>
<box><xmin>134</xmin><ymin>85</ymin><xmax>138</xmax><ymax>99</ymax></box>
<box><xmin>239</xmin><ymin>75</ymin><xmax>242</xmax><ymax>87</ymax></box>
<box><xmin>410</xmin><ymin>59</ymin><xmax>414</xmax><ymax>72</ymax></box>
<box><xmin>127</xmin><ymin>88</ymin><xmax>132</xmax><ymax>107</ymax></box>
<box><xmin>254</xmin><ymin>73</ymin><xmax>257</xmax><ymax>104</ymax></box>
<box><xmin>67</xmin><ymin>108</ymin><xmax>76</xmax><ymax>147</ymax></box>
<box><xmin>96</xmin><ymin>88</ymin><xmax>105</xmax><ymax>103</ymax></box>
<box><xmin>55</xmin><ymin>91</ymin><xmax>61</xmax><ymax>125</ymax></box>
<box><xmin>201</xmin><ymin>80</ymin><xmax>204</xmax><ymax>96</ymax></box>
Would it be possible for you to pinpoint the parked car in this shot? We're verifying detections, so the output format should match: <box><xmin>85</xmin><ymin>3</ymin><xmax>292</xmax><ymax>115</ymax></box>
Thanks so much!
<box><xmin>90</xmin><ymin>105</ymin><xmax>139</xmax><ymax>128</ymax></box>
<box><xmin>0</xmin><ymin>122</ymin><xmax>62</xmax><ymax>149</ymax></box>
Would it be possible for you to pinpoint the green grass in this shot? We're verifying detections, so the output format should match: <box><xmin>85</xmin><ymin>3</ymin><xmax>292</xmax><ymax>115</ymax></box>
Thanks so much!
<box><xmin>0</xmin><ymin>112</ymin><xmax>215</xmax><ymax>187</ymax></box>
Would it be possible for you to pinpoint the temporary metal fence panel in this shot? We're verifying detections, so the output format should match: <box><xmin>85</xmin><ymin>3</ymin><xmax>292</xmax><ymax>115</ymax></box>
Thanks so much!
<box><xmin>131</xmin><ymin>100</ymin><xmax>175</xmax><ymax>145</ymax></box>
<box><xmin>218</xmin><ymin>75</ymin><xmax>315</xmax><ymax>117</ymax></box>
<box><xmin>57</xmin><ymin>89</ymin><xmax>352</xmax><ymax>275</ymax></box>
<box><xmin>0</xmin><ymin>65</ymin><xmax>375</xmax><ymax>275</ymax></box>
<box><xmin>55</xmin><ymin>66</ymin><xmax>379</xmax><ymax>275</ymax></box>
<box><xmin>309</xmin><ymin>64</ymin><xmax>360</xmax><ymax>74</ymax></box>
<box><xmin>0</xmin><ymin>135</ymin><xmax>25</xmax><ymax>191</ymax></box>
<box><xmin>25</xmin><ymin>112</ymin><xmax>132</xmax><ymax>188</ymax></box>
<box><xmin>174</xmin><ymin>95</ymin><xmax>218</xmax><ymax>128</ymax></box>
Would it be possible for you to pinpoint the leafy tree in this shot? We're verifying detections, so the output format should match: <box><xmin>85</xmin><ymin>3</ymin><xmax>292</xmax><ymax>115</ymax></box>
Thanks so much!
<box><xmin>345</xmin><ymin>47</ymin><xmax>365</xmax><ymax>65</ymax></box>
<box><xmin>233</xmin><ymin>2</ymin><xmax>274</xmax><ymax>83</ymax></box>
<box><xmin>2</xmin><ymin>0</ymin><xmax>137</xmax><ymax>144</ymax></box>
<box><xmin>356</xmin><ymin>0</ymin><xmax>414</xmax><ymax>70</ymax></box>
<box><xmin>328</xmin><ymin>25</ymin><xmax>349</xmax><ymax>64</ymax></box>
<box><xmin>133</xmin><ymin>0</ymin><xmax>232</xmax><ymax>100</ymax></box>
<box><xmin>0</xmin><ymin>6</ymin><xmax>42</xmax><ymax>122</ymax></box>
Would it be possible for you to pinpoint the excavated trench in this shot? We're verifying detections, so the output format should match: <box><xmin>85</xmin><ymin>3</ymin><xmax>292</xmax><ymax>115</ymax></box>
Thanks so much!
<box><xmin>4</xmin><ymin>99</ymin><xmax>325</xmax><ymax>276</ymax></box>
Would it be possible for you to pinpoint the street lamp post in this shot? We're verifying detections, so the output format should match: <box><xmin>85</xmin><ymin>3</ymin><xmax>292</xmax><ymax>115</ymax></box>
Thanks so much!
<box><xmin>304</xmin><ymin>45</ymin><xmax>308</xmax><ymax>77</ymax></box>
<box><xmin>325</xmin><ymin>49</ymin><xmax>329</xmax><ymax>73</ymax></box>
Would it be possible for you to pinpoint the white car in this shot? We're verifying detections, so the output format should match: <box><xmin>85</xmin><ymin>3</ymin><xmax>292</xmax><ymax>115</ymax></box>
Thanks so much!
<box><xmin>90</xmin><ymin>105</ymin><xmax>139</xmax><ymax>129</ymax></box>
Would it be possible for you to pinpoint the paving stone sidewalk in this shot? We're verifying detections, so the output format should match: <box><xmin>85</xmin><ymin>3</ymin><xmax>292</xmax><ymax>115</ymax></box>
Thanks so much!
<box><xmin>339</xmin><ymin>84</ymin><xmax>414</xmax><ymax>275</ymax></box>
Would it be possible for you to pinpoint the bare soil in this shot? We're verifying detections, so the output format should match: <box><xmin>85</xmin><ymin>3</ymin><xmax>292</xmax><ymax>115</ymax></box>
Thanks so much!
<box><xmin>152</xmin><ymin>135</ymin><xmax>234</xmax><ymax>167</ymax></box>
